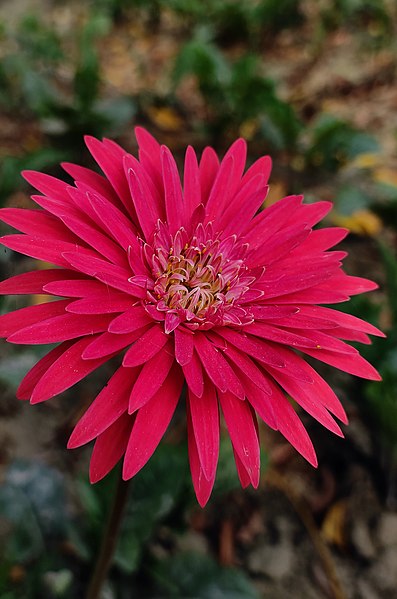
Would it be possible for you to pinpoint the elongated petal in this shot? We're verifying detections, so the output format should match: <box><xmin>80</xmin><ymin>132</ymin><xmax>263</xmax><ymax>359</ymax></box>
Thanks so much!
<box><xmin>30</xmin><ymin>335</ymin><xmax>112</xmax><ymax>403</ymax></box>
<box><xmin>128</xmin><ymin>343</ymin><xmax>175</xmax><ymax>413</ymax></box>
<box><xmin>0</xmin><ymin>299</ymin><xmax>70</xmax><ymax>338</ymax></box>
<box><xmin>123</xmin><ymin>324</ymin><xmax>168</xmax><ymax>367</ymax></box>
<box><xmin>123</xmin><ymin>365</ymin><xmax>183</xmax><ymax>479</ymax></box>
<box><xmin>0</xmin><ymin>269</ymin><xmax>82</xmax><ymax>296</ymax></box>
<box><xmin>66</xmin><ymin>293</ymin><xmax>133</xmax><ymax>314</ymax></box>
<box><xmin>184</xmin><ymin>146</ymin><xmax>201</xmax><ymax>220</ymax></box>
<box><xmin>82</xmin><ymin>328</ymin><xmax>148</xmax><ymax>360</ymax></box>
<box><xmin>90</xmin><ymin>413</ymin><xmax>134</xmax><ymax>483</ymax></box>
<box><xmin>267</xmin><ymin>378</ymin><xmax>318</xmax><ymax>467</ymax></box>
<box><xmin>188</xmin><ymin>382</ymin><xmax>219</xmax><ymax>481</ymax></box>
<box><xmin>108</xmin><ymin>306</ymin><xmax>152</xmax><ymax>334</ymax></box>
<box><xmin>182</xmin><ymin>350</ymin><xmax>204</xmax><ymax>397</ymax></box>
<box><xmin>219</xmin><ymin>391</ymin><xmax>260</xmax><ymax>488</ymax></box>
<box><xmin>161</xmin><ymin>146</ymin><xmax>185</xmax><ymax>233</ymax></box>
<box><xmin>187</xmin><ymin>403</ymin><xmax>216</xmax><ymax>507</ymax></box>
<box><xmin>17</xmin><ymin>341</ymin><xmax>74</xmax><ymax>400</ymax></box>
<box><xmin>174</xmin><ymin>327</ymin><xmax>194</xmax><ymax>366</ymax></box>
<box><xmin>194</xmin><ymin>333</ymin><xmax>245</xmax><ymax>398</ymax></box>
<box><xmin>68</xmin><ymin>365</ymin><xmax>139</xmax><ymax>448</ymax></box>
<box><xmin>8</xmin><ymin>312</ymin><xmax>113</xmax><ymax>344</ymax></box>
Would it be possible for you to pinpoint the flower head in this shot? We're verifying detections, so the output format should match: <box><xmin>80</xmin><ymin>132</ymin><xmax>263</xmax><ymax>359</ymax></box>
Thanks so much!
<box><xmin>0</xmin><ymin>129</ymin><xmax>383</xmax><ymax>506</ymax></box>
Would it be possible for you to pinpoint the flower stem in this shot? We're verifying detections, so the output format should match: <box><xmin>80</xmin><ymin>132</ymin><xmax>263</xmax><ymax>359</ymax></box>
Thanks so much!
<box><xmin>86</xmin><ymin>476</ymin><xmax>131</xmax><ymax>599</ymax></box>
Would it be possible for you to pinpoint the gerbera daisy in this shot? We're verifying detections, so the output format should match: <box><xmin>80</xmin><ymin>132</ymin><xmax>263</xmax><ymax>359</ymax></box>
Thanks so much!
<box><xmin>0</xmin><ymin>129</ymin><xmax>383</xmax><ymax>506</ymax></box>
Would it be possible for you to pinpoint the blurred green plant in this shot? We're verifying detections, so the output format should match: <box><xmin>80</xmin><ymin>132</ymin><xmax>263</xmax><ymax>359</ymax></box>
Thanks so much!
<box><xmin>152</xmin><ymin>551</ymin><xmax>259</xmax><ymax>598</ymax></box>
<box><xmin>305</xmin><ymin>114</ymin><xmax>380</xmax><ymax>172</ymax></box>
<box><xmin>0</xmin><ymin>434</ymin><xmax>267</xmax><ymax>597</ymax></box>
<box><xmin>320</xmin><ymin>0</ymin><xmax>393</xmax><ymax>39</ymax></box>
<box><xmin>173</xmin><ymin>29</ymin><xmax>301</xmax><ymax>147</ymax></box>
<box><xmin>362</xmin><ymin>242</ymin><xmax>397</xmax><ymax>455</ymax></box>
<box><xmin>0</xmin><ymin>12</ymin><xmax>135</xmax><ymax>201</ymax></box>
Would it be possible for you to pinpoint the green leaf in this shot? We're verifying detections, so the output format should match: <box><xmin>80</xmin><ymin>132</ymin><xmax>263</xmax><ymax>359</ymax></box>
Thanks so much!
<box><xmin>114</xmin><ymin>444</ymin><xmax>189</xmax><ymax>573</ymax></box>
<box><xmin>4</xmin><ymin>460</ymin><xmax>68</xmax><ymax>537</ymax></box>
<box><xmin>378</xmin><ymin>241</ymin><xmax>397</xmax><ymax>325</ymax></box>
<box><xmin>335</xmin><ymin>185</ymin><xmax>372</xmax><ymax>216</ymax></box>
<box><xmin>306</xmin><ymin>115</ymin><xmax>380</xmax><ymax>172</ymax></box>
<box><xmin>0</xmin><ymin>484</ymin><xmax>44</xmax><ymax>563</ymax></box>
<box><xmin>0</xmin><ymin>351</ymin><xmax>38</xmax><ymax>390</ymax></box>
<box><xmin>153</xmin><ymin>552</ymin><xmax>259</xmax><ymax>598</ymax></box>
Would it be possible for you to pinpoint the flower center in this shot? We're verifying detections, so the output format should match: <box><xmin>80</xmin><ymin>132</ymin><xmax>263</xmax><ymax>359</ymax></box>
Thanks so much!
<box><xmin>145</xmin><ymin>223</ymin><xmax>254</xmax><ymax>332</ymax></box>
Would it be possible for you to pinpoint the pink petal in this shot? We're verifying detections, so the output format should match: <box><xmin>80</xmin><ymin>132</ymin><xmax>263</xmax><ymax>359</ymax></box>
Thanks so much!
<box><xmin>164</xmin><ymin>312</ymin><xmax>181</xmax><ymax>334</ymax></box>
<box><xmin>95</xmin><ymin>273</ymin><xmax>147</xmax><ymax>298</ymax></box>
<box><xmin>221</xmin><ymin>178</ymin><xmax>268</xmax><ymax>236</ymax></box>
<box><xmin>188</xmin><ymin>383</ymin><xmax>219</xmax><ymax>482</ymax></box>
<box><xmin>161</xmin><ymin>146</ymin><xmax>185</xmax><ymax>234</ymax></box>
<box><xmin>194</xmin><ymin>333</ymin><xmax>245</xmax><ymax>398</ymax></box>
<box><xmin>296</xmin><ymin>227</ymin><xmax>349</xmax><ymax>255</ymax></box>
<box><xmin>247</xmin><ymin>195</ymin><xmax>303</xmax><ymax>247</ymax></box>
<box><xmin>216</xmin><ymin>328</ymin><xmax>285</xmax><ymax>369</ymax></box>
<box><xmin>297</xmin><ymin>305</ymin><xmax>385</xmax><ymax>338</ymax></box>
<box><xmin>250</xmin><ymin>306</ymin><xmax>300</xmax><ymax>320</ymax></box>
<box><xmin>135</xmin><ymin>126</ymin><xmax>162</xmax><ymax>178</ymax></box>
<box><xmin>1</xmin><ymin>234</ymin><xmax>81</xmax><ymax>268</ymax></box>
<box><xmin>68</xmin><ymin>365</ymin><xmax>138</xmax><ymax>448</ymax></box>
<box><xmin>248</xmin><ymin>224</ymin><xmax>310</xmax><ymax>268</ymax></box>
<box><xmin>66</xmin><ymin>294</ymin><xmax>133</xmax><ymax>314</ymax></box>
<box><xmin>239</xmin><ymin>155</ymin><xmax>272</xmax><ymax>188</ymax></box>
<box><xmin>123</xmin><ymin>324</ymin><xmax>168</xmax><ymax>367</ymax></box>
<box><xmin>0</xmin><ymin>269</ymin><xmax>82</xmax><ymax>296</ymax></box>
<box><xmin>206</xmin><ymin>138</ymin><xmax>247</xmax><ymax>221</ymax></box>
<box><xmin>30</xmin><ymin>335</ymin><xmax>112</xmax><ymax>403</ymax></box>
<box><xmin>84</xmin><ymin>136</ymin><xmax>133</xmax><ymax>217</ymax></box>
<box><xmin>301</xmin><ymin>347</ymin><xmax>382</xmax><ymax>380</ymax></box>
<box><xmin>108</xmin><ymin>306</ymin><xmax>152</xmax><ymax>334</ymax></box>
<box><xmin>59</xmin><ymin>213</ymin><xmax>127</xmax><ymax>265</ymax></box>
<box><xmin>125</xmin><ymin>158</ymin><xmax>159</xmax><ymax>240</ymax></box>
<box><xmin>8</xmin><ymin>312</ymin><xmax>113</xmax><ymax>345</ymax></box>
<box><xmin>199</xmin><ymin>146</ymin><xmax>219</xmax><ymax>203</ymax></box>
<box><xmin>0</xmin><ymin>299</ymin><xmax>70</xmax><ymax>338</ymax></box>
<box><xmin>244</xmin><ymin>322</ymin><xmax>319</xmax><ymax>349</ymax></box>
<box><xmin>82</xmin><ymin>327</ymin><xmax>148</xmax><ymax>359</ymax></box>
<box><xmin>128</xmin><ymin>343</ymin><xmax>175</xmax><ymax>413</ymax></box>
<box><xmin>183</xmin><ymin>146</ymin><xmax>201</xmax><ymax>220</ymax></box>
<box><xmin>270</xmin><ymin>369</ymin><xmax>343</xmax><ymax>436</ymax></box>
<box><xmin>122</xmin><ymin>365</ymin><xmax>183</xmax><ymax>479</ymax></box>
<box><xmin>218</xmin><ymin>391</ymin><xmax>260</xmax><ymax>488</ymax></box>
<box><xmin>0</xmin><ymin>208</ymin><xmax>75</xmax><ymax>241</ymax></box>
<box><xmin>233</xmin><ymin>448</ymin><xmax>251</xmax><ymax>489</ymax></box>
<box><xmin>61</xmin><ymin>249</ymin><xmax>129</xmax><ymax>279</ymax></box>
<box><xmin>43</xmin><ymin>278</ymin><xmax>106</xmax><ymax>297</ymax></box>
<box><xmin>206</xmin><ymin>331</ymin><xmax>272</xmax><ymax>395</ymax></box>
<box><xmin>86</xmin><ymin>191</ymin><xmax>145</xmax><ymax>262</ymax></box>
<box><xmin>90</xmin><ymin>413</ymin><xmax>133</xmax><ymax>483</ymax></box>
<box><xmin>187</xmin><ymin>402</ymin><xmax>216</xmax><ymax>507</ymax></box>
<box><xmin>61</xmin><ymin>162</ymin><xmax>119</xmax><ymax>204</ymax></box>
<box><xmin>288</xmin><ymin>201</ymin><xmax>333</xmax><ymax>228</ymax></box>
<box><xmin>241</xmin><ymin>374</ymin><xmax>277</xmax><ymax>430</ymax></box>
<box><xmin>268</xmin><ymin>378</ymin><xmax>318</xmax><ymax>467</ymax></box>
<box><xmin>182</xmin><ymin>350</ymin><xmax>204</xmax><ymax>397</ymax></box>
<box><xmin>174</xmin><ymin>327</ymin><xmax>194</xmax><ymax>366</ymax></box>
<box><xmin>17</xmin><ymin>341</ymin><xmax>74</xmax><ymax>400</ymax></box>
<box><xmin>204</xmin><ymin>155</ymin><xmax>234</xmax><ymax>222</ymax></box>
<box><xmin>22</xmin><ymin>170</ymin><xmax>70</xmax><ymax>203</ymax></box>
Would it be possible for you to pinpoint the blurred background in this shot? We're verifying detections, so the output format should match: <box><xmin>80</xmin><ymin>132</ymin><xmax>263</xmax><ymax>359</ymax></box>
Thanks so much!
<box><xmin>0</xmin><ymin>1</ymin><xmax>397</xmax><ymax>597</ymax></box>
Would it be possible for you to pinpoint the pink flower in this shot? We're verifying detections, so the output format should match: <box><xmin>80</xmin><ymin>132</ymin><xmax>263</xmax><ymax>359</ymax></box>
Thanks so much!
<box><xmin>0</xmin><ymin>129</ymin><xmax>383</xmax><ymax>506</ymax></box>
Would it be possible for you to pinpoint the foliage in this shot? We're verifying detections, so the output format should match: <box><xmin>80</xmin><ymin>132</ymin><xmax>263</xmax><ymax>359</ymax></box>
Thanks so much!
<box><xmin>305</xmin><ymin>114</ymin><xmax>380</xmax><ymax>172</ymax></box>
<box><xmin>173</xmin><ymin>30</ymin><xmax>301</xmax><ymax>146</ymax></box>
<box><xmin>152</xmin><ymin>552</ymin><xmax>259</xmax><ymax>598</ymax></box>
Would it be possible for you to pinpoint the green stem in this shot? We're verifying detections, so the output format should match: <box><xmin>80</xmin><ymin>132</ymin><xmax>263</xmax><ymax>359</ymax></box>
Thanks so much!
<box><xmin>85</xmin><ymin>476</ymin><xmax>131</xmax><ymax>599</ymax></box>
